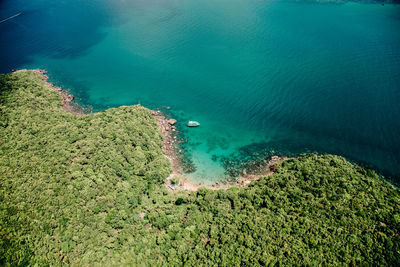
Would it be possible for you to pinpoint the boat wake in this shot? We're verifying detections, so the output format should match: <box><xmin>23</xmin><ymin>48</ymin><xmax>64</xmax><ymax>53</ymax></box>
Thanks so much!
<box><xmin>0</xmin><ymin>12</ymin><xmax>22</xmax><ymax>24</ymax></box>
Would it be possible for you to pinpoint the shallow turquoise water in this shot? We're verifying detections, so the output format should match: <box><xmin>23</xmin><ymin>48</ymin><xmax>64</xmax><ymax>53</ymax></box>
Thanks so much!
<box><xmin>1</xmin><ymin>0</ymin><xmax>400</xmax><ymax>184</ymax></box>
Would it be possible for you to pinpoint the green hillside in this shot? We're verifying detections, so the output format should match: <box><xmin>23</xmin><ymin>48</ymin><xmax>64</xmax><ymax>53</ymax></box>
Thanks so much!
<box><xmin>1</xmin><ymin>71</ymin><xmax>399</xmax><ymax>266</ymax></box>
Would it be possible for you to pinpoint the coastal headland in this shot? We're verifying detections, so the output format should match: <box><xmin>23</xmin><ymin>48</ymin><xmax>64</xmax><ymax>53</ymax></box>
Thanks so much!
<box><xmin>26</xmin><ymin>69</ymin><xmax>287</xmax><ymax>192</ymax></box>
<box><xmin>0</xmin><ymin>70</ymin><xmax>399</xmax><ymax>265</ymax></box>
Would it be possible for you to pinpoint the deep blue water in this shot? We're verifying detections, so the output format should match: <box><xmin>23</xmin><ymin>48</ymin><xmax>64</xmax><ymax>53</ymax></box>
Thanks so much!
<box><xmin>1</xmin><ymin>0</ymin><xmax>400</xmax><ymax>184</ymax></box>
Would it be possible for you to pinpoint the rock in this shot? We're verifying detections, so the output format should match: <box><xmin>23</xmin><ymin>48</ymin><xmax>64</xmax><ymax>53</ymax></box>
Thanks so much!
<box><xmin>168</xmin><ymin>119</ymin><xmax>177</xmax><ymax>125</ymax></box>
<box><xmin>65</xmin><ymin>94</ymin><xmax>74</xmax><ymax>102</ymax></box>
<box><xmin>271</xmin><ymin>156</ymin><xmax>279</xmax><ymax>161</ymax></box>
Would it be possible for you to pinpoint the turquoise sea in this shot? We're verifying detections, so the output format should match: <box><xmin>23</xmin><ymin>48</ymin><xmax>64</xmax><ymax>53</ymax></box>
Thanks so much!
<box><xmin>1</xmin><ymin>0</ymin><xmax>400</xmax><ymax>184</ymax></box>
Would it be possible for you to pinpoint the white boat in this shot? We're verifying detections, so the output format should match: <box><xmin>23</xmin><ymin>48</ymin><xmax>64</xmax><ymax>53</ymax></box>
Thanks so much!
<box><xmin>187</xmin><ymin>121</ymin><xmax>200</xmax><ymax>127</ymax></box>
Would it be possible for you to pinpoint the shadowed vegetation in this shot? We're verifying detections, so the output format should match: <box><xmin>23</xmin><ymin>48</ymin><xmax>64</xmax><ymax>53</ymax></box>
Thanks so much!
<box><xmin>1</xmin><ymin>71</ymin><xmax>399</xmax><ymax>265</ymax></box>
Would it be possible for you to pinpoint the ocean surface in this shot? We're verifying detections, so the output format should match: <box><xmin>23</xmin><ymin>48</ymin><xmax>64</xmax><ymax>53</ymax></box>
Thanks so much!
<box><xmin>1</xmin><ymin>0</ymin><xmax>400</xmax><ymax>184</ymax></box>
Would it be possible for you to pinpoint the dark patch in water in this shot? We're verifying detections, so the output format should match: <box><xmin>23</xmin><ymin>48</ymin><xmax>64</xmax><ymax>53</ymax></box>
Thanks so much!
<box><xmin>0</xmin><ymin>0</ymin><xmax>121</xmax><ymax>72</ymax></box>
<box><xmin>219</xmin><ymin>141</ymin><xmax>315</xmax><ymax>179</ymax></box>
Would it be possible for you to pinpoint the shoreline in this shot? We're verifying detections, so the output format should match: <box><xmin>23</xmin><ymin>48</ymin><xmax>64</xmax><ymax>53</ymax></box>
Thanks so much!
<box><xmin>15</xmin><ymin>69</ymin><xmax>90</xmax><ymax>115</ymax></box>
<box><xmin>151</xmin><ymin>110</ymin><xmax>184</xmax><ymax>181</ymax></box>
<box><xmin>17</xmin><ymin>69</ymin><xmax>189</xmax><ymax>188</ymax></box>
<box><xmin>16</xmin><ymin>69</ymin><xmax>289</xmax><ymax>191</ymax></box>
<box><xmin>9</xmin><ymin>69</ymin><xmax>394</xmax><ymax>191</ymax></box>
<box><xmin>167</xmin><ymin>155</ymin><xmax>288</xmax><ymax>191</ymax></box>
<box><xmin>150</xmin><ymin>107</ymin><xmax>290</xmax><ymax>191</ymax></box>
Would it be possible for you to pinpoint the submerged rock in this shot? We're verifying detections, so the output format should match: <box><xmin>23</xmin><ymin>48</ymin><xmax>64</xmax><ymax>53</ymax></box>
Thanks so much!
<box><xmin>168</xmin><ymin>119</ymin><xmax>177</xmax><ymax>125</ymax></box>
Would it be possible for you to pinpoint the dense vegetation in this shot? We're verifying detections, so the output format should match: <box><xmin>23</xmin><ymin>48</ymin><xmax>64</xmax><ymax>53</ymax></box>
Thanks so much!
<box><xmin>0</xmin><ymin>71</ymin><xmax>170</xmax><ymax>265</ymax></box>
<box><xmin>1</xmin><ymin>71</ymin><xmax>399</xmax><ymax>266</ymax></box>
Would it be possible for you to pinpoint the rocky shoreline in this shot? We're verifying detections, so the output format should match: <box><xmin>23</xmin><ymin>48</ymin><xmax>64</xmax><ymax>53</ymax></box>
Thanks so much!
<box><xmin>17</xmin><ymin>69</ymin><xmax>188</xmax><ymax>188</ymax></box>
<box><xmin>16</xmin><ymin>69</ymin><xmax>91</xmax><ymax>115</ymax></box>
<box><xmin>151</xmin><ymin>110</ymin><xmax>184</xmax><ymax>181</ymax></box>
<box><xmin>19</xmin><ymin>69</ymin><xmax>287</xmax><ymax>192</ymax></box>
<box><xmin>150</xmin><ymin>109</ymin><xmax>288</xmax><ymax>191</ymax></box>
<box><xmin>166</xmin><ymin>154</ymin><xmax>288</xmax><ymax>192</ymax></box>
<box><xmin>149</xmin><ymin>110</ymin><xmax>289</xmax><ymax>192</ymax></box>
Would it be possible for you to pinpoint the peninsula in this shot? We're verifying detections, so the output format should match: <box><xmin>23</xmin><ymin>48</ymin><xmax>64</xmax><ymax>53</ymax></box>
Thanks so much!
<box><xmin>0</xmin><ymin>70</ymin><xmax>399</xmax><ymax>265</ymax></box>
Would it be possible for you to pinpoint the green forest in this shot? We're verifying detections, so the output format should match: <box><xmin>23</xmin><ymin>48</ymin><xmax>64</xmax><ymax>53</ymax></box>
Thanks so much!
<box><xmin>1</xmin><ymin>70</ymin><xmax>399</xmax><ymax>266</ymax></box>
